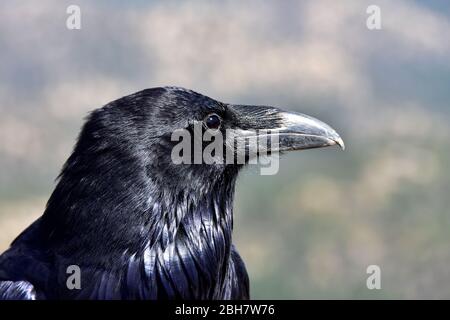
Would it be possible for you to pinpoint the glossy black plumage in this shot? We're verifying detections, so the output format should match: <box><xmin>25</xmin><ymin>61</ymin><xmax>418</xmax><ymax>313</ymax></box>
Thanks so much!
<box><xmin>0</xmin><ymin>87</ymin><xmax>251</xmax><ymax>299</ymax></box>
<box><xmin>0</xmin><ymin>87</ymin><xmax>343</xmax><ymax>300</ymax></box>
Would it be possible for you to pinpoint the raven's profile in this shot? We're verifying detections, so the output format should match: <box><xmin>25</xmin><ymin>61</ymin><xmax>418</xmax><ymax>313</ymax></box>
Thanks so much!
<box><xmin>0</xmin><ymin>87</ymin><xmax>343</xmax><ymax>299</ymax></box>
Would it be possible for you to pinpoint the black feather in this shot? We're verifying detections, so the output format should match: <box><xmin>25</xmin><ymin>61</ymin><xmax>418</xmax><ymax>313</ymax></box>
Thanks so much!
<box><xmin>0</xmin><ymin>87</ymin><xmax>249</xmax><ymax>300</ymax></box>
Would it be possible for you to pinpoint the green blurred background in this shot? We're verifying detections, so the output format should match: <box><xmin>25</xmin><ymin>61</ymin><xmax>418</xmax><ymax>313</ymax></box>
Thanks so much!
<box><xmin>1</xmin><ymin>0</ymin><xmax>449</xmax><ymax>299</ymax></box>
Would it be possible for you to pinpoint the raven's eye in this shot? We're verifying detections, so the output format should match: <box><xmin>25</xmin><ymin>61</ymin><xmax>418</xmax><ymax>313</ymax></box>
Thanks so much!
<box><xmin>204</xmin><ymin>114</ymin><xmax>222</xmax><ymax>130</ymax></box>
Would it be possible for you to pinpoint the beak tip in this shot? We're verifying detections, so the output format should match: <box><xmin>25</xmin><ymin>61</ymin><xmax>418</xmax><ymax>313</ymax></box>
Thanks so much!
<box><xmin>334</xmin><ymin>137</ymin><xmax>345</xmax><ymax>150</ymax></box>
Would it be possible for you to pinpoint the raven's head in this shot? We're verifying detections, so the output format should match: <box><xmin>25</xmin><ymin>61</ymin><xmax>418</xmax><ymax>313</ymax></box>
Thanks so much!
<box><xmin>73</xmin><ymin>87</ymin><xmax>344</xmax><ymax>193</ymax></box>
<box><xmin>41</xmin><ymin>87</ymin><xmax>344</xmax><ymax>283</ymax></box>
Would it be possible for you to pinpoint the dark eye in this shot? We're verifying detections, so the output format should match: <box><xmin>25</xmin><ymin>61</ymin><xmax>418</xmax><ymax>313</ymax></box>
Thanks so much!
<box><xmin>204</xmin><ymin>114</ymin><xmax>222</xmax><ymax>130</ymax></box>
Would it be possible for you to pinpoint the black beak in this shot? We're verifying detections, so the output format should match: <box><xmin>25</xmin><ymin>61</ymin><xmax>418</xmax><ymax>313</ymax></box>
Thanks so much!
<box><xmin>272</xmin><ymin>110</ymin><xmax>345</xmax><ymax>151</ymax></box>
<box><xmin>229</xmin><ymin>105</ymin><xmax>345</xmax><ymax>153</ymax></box>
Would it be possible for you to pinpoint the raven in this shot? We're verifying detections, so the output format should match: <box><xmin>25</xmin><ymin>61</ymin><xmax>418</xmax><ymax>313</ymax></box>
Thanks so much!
<box><xmin>0</xmin><ymin>87</ymin><xmax>343</xmax><ymax>299</ymax></box>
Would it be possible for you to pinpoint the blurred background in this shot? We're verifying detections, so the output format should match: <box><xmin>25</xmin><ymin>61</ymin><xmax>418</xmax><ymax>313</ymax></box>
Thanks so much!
<box><xmin>1</xmin><ymin>0</ymin><xmax>449</xmax><ymax>299</ymax></box>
